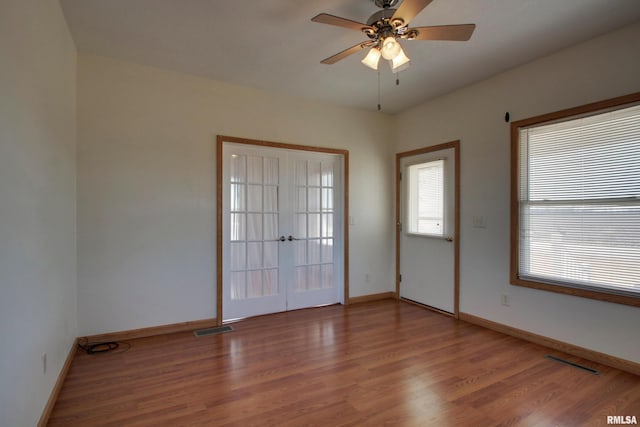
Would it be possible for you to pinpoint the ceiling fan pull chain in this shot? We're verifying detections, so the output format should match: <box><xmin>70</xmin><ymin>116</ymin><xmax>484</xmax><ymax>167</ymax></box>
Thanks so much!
<box><xmin>377</xmin><ymin>69</ymin><xmax>382</xmax><ymax>111</ymax></box>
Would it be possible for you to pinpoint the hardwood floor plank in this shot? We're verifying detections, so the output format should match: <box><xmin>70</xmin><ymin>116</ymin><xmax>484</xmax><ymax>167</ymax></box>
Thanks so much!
<box><xmin>48</xmin><ymin>300</ymin><xmax>640</xmax><ymax>426</ymax></box>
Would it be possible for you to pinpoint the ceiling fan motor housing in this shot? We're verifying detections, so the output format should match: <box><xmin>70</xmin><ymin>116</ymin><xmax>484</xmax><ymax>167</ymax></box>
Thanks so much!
<box><xmin>365</xmin><ymin>8</ymin><xmax>413</xmax><ymax>42</ymax></box>
<box><xmin>367</xmin><ymin>8</ymin><xmax>396</xmax><ymax>27</ymax></box>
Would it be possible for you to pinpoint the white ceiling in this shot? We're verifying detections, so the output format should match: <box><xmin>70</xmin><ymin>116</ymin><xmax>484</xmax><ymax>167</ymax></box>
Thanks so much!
<box><xmin>60</xmin><ymin>0</ymin><xmax>640</xmax><ymax>114</ymax></box>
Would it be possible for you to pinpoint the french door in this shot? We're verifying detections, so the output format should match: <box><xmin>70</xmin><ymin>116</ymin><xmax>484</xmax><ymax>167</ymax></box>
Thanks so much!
<box><xmin>221</xmin><ymin>141</ymin><xmax>344</xmax><ymax>321</ymax></box>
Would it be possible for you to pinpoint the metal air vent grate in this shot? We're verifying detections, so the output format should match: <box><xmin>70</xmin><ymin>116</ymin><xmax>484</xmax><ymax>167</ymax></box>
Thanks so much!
<box><xmin>194</xmin><ymin>325</ymin><xmax>234</xmax><ymax>337</ymax></box>
<box><xmin>545</xmin><ymin>355</ymin><xmax>600</xmax><ymax>375</ymax></box>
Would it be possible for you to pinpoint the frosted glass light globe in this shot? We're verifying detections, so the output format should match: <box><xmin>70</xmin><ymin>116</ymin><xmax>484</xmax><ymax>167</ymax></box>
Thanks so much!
<box><xmin>361</xmin><ymin>48</ymin><xmax>381</xmax><ymax>70</ymax></box>
<box><xmin>380</xmin><ymin>37</ymin><xmax>401</xmax><ymax>60</ymax></box>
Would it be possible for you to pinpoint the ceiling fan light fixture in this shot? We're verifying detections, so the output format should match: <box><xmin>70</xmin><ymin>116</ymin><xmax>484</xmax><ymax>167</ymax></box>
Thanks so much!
<box><xmin>312</xmin><ymin>0</ymin><xmax>476</xmax><ymax>82</ymax></box>
<box><xmin>380</xmin><ymin>36</ymin><xmax>401</xmax><ymax>60</ymax></box>
<box><xmin>361</xmin><ymin>47</ymin><xmax>381</xmax><ymax>70</ymax></box>
<box><xmin>391</xmin><ymin>47</ymin><xmax>410</xmax><ymax>73</ymax></box>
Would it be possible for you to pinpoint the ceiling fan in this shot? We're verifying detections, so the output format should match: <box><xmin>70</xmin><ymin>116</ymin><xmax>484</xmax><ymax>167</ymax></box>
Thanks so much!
<box><xmin>311</xmin><ymin>0</ymin><xmax>475</xmax><ymax>73</ymax></box>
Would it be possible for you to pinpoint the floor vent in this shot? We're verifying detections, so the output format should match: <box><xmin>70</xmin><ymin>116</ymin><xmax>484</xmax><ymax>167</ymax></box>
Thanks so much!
<box><xmin>194</xmin><ymin>325</ymin><xmax>234</xmax><ymax>337</ymax></box>
<box><xmin>545</xmin><ymin>355</ymin><xmax>600</xmax><ymax>375</ymax></box>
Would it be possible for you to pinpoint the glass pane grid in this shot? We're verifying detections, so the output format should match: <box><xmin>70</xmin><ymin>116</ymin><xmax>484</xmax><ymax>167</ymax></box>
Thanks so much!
<box><xmin>231</xmin><ymin>154</ymin><xmax>336</xmax><ymax>297</ymax></box>
<box><xmin>293</xmin><ymin>159</ymin><xmax>336</xmax><ymax>273</ymax></box>
<box><xmin>229</xmin><ymin>152</ymin><xmax>283</xmax><ymax>300</ymax></box>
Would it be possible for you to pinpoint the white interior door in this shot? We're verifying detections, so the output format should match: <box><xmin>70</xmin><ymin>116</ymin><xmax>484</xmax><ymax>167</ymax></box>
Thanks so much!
<box><xmin>222</xmin><ymin>144</ymin><xmax>287</xmax><ymax>320</ymax></box>
<box><xmin>222</xmin><ymin>143</ymin><xmax>343</xmax><ymax>321</ymax></box>
<box><xmin>287</xmin><ymin>151</ymin><xmax>343</xmax><ymax>311</ymax></box>
<box><xmin>399</xmin><ymin>146</ymin><xmax>457</xmax><ymax>314</ymax></box>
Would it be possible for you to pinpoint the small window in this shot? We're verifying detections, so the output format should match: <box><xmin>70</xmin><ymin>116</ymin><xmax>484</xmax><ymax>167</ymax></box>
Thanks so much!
<box><xmin>511</xmin><ymin>93</ymin><xmax>640</xmax><ymax>307</ymax></box>
<box><xmin>407</xmin><ymin>160</ymin><xmax>444</xmax><ymax>236</ymax></box>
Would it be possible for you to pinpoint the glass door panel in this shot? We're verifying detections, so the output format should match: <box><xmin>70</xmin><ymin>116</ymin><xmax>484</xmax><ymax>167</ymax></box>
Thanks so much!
<box><xmin>223</xmin><ymin>147</ymin><xmax>287</xmax><ymax>320</ymax></box>
<box><xmin>287</xmin><ymin>154</ymin><xmax>341</xmax><ymax>310</ymax></box>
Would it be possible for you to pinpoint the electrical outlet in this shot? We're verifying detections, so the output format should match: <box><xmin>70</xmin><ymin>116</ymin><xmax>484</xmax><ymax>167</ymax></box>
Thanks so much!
<box><xmin>42</xmin><ymin>353</ymin><xmax>47</xmax><ymax>375</ymax></box>
<box><xmin>501</xmin><ymin>293</ymin><xmax>510</xmax><ymax>306</ymax></box>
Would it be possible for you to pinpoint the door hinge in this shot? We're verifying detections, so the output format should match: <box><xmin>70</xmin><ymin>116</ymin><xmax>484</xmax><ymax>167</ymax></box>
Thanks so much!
<box><xmin>397</xmin><ymin>222</ymin><xmax>402</xmax><ymax>232</ymax></box>
<box><xmin>399</xmin><ymin>172</ymin><xmax>402</xmax><ymax>180</ymax></box>
<box><xmin>399</xmin><ymin>274</ymin><xmax>402</xmax><ymax>282</ymax></box>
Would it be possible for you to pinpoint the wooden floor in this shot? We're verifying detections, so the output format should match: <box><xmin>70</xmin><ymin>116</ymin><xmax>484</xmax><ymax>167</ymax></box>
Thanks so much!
<box><xmin>49</xmin><ymin>300</ymin><xmax>640</xmax><ymax>426</ymax></box>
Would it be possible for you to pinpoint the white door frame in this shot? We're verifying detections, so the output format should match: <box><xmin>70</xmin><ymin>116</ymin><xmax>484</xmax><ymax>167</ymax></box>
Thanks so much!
<box><xmin>216</xmin><ymin>135</ymin><xmax>349</xmax><ymax>325</ymax></box>
<box><xmin>395</xmin><ymin>141</ymin><xmax>460</xmax><ymax>318</ymax></box>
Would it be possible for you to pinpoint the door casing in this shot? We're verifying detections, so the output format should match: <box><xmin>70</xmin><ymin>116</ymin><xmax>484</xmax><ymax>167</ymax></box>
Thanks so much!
<box><xmin>217</xmin><ymin>135</ymin><xmax>349</xmax><ymax>325</ymax></box>
<box><xmin>395</xmin><ymin>141</ymin><xmax>460</xmax><ymax>318</ymax></box>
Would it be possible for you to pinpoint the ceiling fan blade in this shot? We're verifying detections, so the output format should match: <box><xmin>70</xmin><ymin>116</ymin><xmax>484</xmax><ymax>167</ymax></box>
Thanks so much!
<box><xmin>311</xmin><ymin>13</ymin><xmax>372</xmax><ymax>32</ymax></box>
<box><xmin>391</xmin><ymin>0</ymin><xmax>434</xmax><ymax>26</ymax></box>
<box><xmin>409</xmin><ymin>24</ymin><xmax>476</xmax><ymax>41</ymax></box>
<box><xmin>320</xmin><ymin>42</ymin><xmax>373</xmax><ymax>64</ymax></box>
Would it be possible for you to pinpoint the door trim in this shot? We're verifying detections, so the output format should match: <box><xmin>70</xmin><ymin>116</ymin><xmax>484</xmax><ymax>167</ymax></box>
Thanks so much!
<box><xmin>216</xmin><ymin>135</ymin><xmax>350</xmax><ymax>325</ymax></box>
<box><xmin>395</xmin><ymin>141</ymin><xmax>460</xmax><ymax>318</ymax></box>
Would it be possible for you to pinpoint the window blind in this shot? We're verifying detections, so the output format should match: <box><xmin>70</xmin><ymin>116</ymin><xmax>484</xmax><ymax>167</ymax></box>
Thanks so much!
<box><xmin>518</xmin><ymin>104</ymin><xmax>640</xmax><ymax>297</ymax></box>
<box><xmin>408</xmin><ymin>160</ymin><xmax>444</xmax><ymax>235</ymax></box>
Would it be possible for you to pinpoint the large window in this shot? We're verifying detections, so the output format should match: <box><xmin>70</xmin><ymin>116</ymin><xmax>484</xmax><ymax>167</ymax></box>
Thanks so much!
<box><xmin>511</xmin><ymin>93</ymin><xmax>640</xmax><ymax>307</ymax></box>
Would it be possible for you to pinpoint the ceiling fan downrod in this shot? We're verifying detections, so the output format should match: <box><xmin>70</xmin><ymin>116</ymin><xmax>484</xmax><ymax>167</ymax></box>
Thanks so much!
<box><xmin>373</xmin><ymin>0</ymin><xmax>399</xmax><ymax>9</ymax></box>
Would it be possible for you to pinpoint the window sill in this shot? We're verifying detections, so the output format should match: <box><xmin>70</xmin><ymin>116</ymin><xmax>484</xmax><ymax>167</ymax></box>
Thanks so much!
<box><xmin>510</xmin><ymin>275</ymin><xmax>640</xmax><ymax>307</ymax></box>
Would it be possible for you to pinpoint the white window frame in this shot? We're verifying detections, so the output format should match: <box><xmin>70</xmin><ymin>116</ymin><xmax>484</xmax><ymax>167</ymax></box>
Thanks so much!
<box><xmin>406</xmin><ymin>159</ymin><xmax>445</xmax><ymax>238</ymax></box>
<box><xmin>510</xmin><ymin>92</ymin><xmax>640</xmax><ymax>307</ymax></box>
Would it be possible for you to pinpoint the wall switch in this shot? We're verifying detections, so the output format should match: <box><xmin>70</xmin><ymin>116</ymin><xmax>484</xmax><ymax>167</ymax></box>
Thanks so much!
<box><xmin>365</xmin><ymin>273</ymin><xmax>370</xmax><ymax>283</ymax></box>
<box><xmin>472</xmin><ymin>215</ymin><xmax>487</xmax><ymax>228</ymax></box>
<box><xmin>42</xmin><ymin>353</ymin><xmax>47</xmax><ymax>375</ymax></box>
<box><xmin>349</xmin><ymin>216</ymin><xmax>355</xmax><ymax>226</ymax></box>
<box><xmin>501</xmin><ymin>293</ymin><xmax>510</xmax><ymax>306</ymax></box>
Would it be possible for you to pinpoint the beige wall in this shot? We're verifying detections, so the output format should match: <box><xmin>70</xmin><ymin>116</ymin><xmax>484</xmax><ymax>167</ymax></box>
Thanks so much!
<box><xmin>396</xmin><ymin>21</ymin><xmax>640</xmax><ymax>363</ymax></box>
<box><xmin>76</xmin><ymin>22</ymin><xmax>640</xmax><ymax>363</ymax></box>
<box><xmin>0</xmin><ymin>1</ymin><xmax>77</xmax><ymax>426</ymax></box>
<box><xmin>76</xmin><ymin>54</ymin><xmax>395</xmax><ymax>336</ymax></box>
